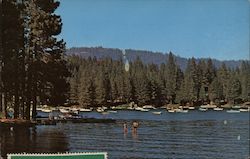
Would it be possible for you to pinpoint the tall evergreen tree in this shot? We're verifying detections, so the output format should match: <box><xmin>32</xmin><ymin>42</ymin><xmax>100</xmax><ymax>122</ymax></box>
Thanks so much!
<box><xmin>240</xmin><ymin>61</ymin><xmax>250</xmax><ymax>101</ymax></box>
<box><xmin>209</xmin><ymin>77</ymin><xmax>223</xmax><ymax>102</ymax></box>
<box><xmin>165</xmin><ymin>52</ymin><xmax>178</xmax><ymax>103</ymax></box>
<box><xmin>226</xmin><ymin>75</ymin><xmax>241</xmax><ymax>104</ymax></box>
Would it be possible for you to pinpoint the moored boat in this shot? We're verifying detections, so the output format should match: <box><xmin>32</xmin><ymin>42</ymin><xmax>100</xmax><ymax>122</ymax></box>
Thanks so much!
<box><xmin>226</xmin><ymin>109</ymin><xmax>240</xmax><ymax>113</ymax></box>
<box><xmin>59</xmin><ymin>108</ymin><xmax>70</xmax><ymax>113</ymax></box>
<box><xmin>213</xmin><ymin>107</ymin><xmax>223</xmax><ymax>111</ymax></box>
<box><xmin>179</xmin><ymin>109</ymin><xmax>189</xmax><ymax>113</ymax></box>
<box><xmin>41</xmin><ymin>108</ymin><xmax>52</xmax><ymax>113</ymax></box>
<box><xmin>232</xmin><ymin>105</ymin><xmax>241</xmax><ymax>109</ymax></box>
<box><xmin>199</xmin><ymin>107</ymin><xmax>208</xmax><ymax>111</ymax></box>
<box><xmin>107</xmin><ymin>110</ymin><xmax>117</xmax><ymax>113</ymax></box>
<box><xmin>96</xmin><ymin>107</ymin><xmax>105</xmax><ymax>112</ymax></box>
<box><xmin>239</xmin><ymin>108</ymin><xmax>249</xmax><ymax>112</ymax></box>
<box><xmin>168</xmin><ymin>109</ymin><xmax>175</xmax><ymax>113</ymax></box>
<box><xmin>135</xmin><ymin>107</ymin><xmax>149</xmax><ymax>112</ymax></box>
<box><xmin>200</xmin><ymin>105</ymin><xmax>217</xmax><ymax>109</ymax></box>
<box><xmin>143</xmin><ymin>105</ymin><xmax>156</xmax><ymax>109</ymax></box>
<box><xmin>152</xmin><ymin>111</ymin><xmax>162</xmax><ymax>115</ymax></box>
<box><xmin>79</xmin><ymin>108</ymin><xmax>92</xmax><ymax>112</ymax></box>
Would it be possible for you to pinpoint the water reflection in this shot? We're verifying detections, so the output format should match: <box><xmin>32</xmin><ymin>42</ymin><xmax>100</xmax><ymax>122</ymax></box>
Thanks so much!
<box><xmin>0</xmin><ymin>126</ymin><xmax>69</xmax><ymax>159</ymax></box>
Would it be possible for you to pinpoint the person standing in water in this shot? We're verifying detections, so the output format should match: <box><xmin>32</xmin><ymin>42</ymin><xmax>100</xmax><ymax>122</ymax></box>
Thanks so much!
<box><xmin>123</xmin><ymin>122</ymin><xmax>128</xmax><ymax>134</ymax></box>
<box><xmin>132</xmin><ymin>121</ymin><xmax>139</xmax><ymax>134</ymax></box>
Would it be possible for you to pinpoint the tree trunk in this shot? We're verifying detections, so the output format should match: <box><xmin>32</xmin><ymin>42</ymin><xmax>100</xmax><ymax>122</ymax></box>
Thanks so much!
<box><xmin>14</xmin><ymin>87</ymin><xmax>19</xmax><ymax>118</ymax></box>
<box><xmin>1</xmin><ymin>92</ymin><xmax>7</xmax><ymax>118</ymax></box>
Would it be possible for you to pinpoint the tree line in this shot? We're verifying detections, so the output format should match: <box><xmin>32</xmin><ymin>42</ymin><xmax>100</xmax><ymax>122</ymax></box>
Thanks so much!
<box><xmin>0</xmin><ymin>0</ymin><xmax>69</xmax><ymax>120</ymax></box>
<box><xmin>68</xmin><ymin>53</ymin><xmax>250</xmax><ymax>108</ymax></box>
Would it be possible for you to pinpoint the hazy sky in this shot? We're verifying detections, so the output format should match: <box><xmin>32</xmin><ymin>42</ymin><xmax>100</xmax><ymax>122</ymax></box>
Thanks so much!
<box><xmin>56</xmin><ymin>0</ymin><xmax>249</xmax><ymax>60</ymax></box>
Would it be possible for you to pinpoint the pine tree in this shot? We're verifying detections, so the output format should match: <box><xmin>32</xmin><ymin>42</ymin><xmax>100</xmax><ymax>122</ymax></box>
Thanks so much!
<box><xmin>209</xmin><ymin>77</ymin><xmax>223</xmax><ymax>102</ymax></box>
<box><xmin>217</xmin><ymin>62</ymin><xmax>229</xmax><ymax>100</ymax></box>
<box><xmin>226</xmin><ymin>75</ymin><xmax>241</xmax><ymax>104</ymax></box>
<box><xmin>1</xmin><ymin>0</ymin><xmax>24</xmax><ymax>118</ymax></box>
<box><xmin>240</xmin><ymin>61</ymin><xmax>250</xmax><ymax>101</ymax></box>
<box><xmin>79</xmin><ymin>76</ymin><xmax>96</xmax><ymax>108</ymax></box>
<box><xmin>165</xmin><ymin>52</ymin><xmax>178</xmax><ymax>103</ymax></box>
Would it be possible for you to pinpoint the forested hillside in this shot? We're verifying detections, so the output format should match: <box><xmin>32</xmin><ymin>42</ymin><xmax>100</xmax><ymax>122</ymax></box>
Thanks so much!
<box><xmin>67</xmin><ymin>47</ymin><xmax>242</xmax><ymax>70</ymax></box>
<box><xmin>68</xmin><ymin>53</ymin><xmax>250</xmax><ymax>107</ymax></box>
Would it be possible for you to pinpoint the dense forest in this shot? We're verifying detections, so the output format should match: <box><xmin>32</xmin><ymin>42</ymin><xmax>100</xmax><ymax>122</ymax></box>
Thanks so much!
<box><xmin>68</xmin><ymin>53</ymin><xmax>250</xmax><ymax>108</ymax></box>
<box><xmin>0</xmin><ymin>0</ymin><xmax>69</xmax><ymax>120</ymax></box>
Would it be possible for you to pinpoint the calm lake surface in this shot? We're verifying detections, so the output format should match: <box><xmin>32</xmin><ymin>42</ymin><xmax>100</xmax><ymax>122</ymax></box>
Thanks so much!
<box><xmin>0</xmin><ymin>110</ymin><xmax>249</xmax><ymax>159</ymax></box>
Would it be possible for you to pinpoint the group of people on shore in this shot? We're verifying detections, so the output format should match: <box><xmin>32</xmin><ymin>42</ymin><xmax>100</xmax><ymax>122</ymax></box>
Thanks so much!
<box><xmin>123</xmin><ymin>121</ymin><xmax>139</xmax><ymax>135</ymax></box>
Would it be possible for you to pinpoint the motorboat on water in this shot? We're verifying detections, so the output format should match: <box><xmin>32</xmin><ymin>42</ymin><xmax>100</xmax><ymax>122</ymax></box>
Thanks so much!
<box><xmin>142</xmin><ymin>105</ymin><xmax>156</xmax><ymax>109</ymax></box>
<box><xmin>239</xmin><ymin>108</ymin><xmax>249</xmax><ymax>112</ymax></box>
<box><xmin>107</xmin><ymin>110</ymin><xmax>117</xmax><ymax>113</ymax></box>
<box><xmin>59</xmin><ymin>108</ymin><xmax>70</xmax><ymax>113</ymax></box>
<box><xmin>200</xmin><ymin>105</ymin><xmax>217</xmax><ymax>109</ymax></box>
<box><xmin>199</xmin><ymin>107</ymin><xmax>208</xmax><ymax>111</ymax></box>
<box><xmin>79</xmin><ymin>108</ymin><xmax>92</xmax><ymax>112</ymax></box>
<box><xmin>135</xmin><ymin>107</ymin><xmax>149</xmax><ymax>112</ymax></box>
<box><xmin>232</xmin><ymin>105</ymin><xmax>241</xmax><ymax>109</ymax></box>
<box><xmin>188</xmin><ymin>107</ymin><xmax>195</xmax><ymax>110</ymax></box>
<box><xmin>179</xmin><ymin>109</ymin><xmax>189</xmax><ymax>113</ymax></box>
<box><xmin>168</xmin><ymin>109</ymin><xmax>175</xmax><ymax>113</ymax></box>
<box><xmin>41</xmin><ymin>108</ymin><xmax>52</xmax><ymax>113</ymax></box>
<box><xmin>152</xmin><ymin>111</ymin><xmax>162</xmax><ymax>115</ymax></box>
<box><xmin>213</xmin><ymin>107</ymin><xmax>223</xmax><ymax>111</ymax></box>
<box><xmin>226</xmin><ymin>109</ymin><xmax>240</xmax><ymax>113</ymax></box>
<box><xmin>96</xmin><ymin>107</ymin><xmax>105</xmax><ymax>113</ymax></box>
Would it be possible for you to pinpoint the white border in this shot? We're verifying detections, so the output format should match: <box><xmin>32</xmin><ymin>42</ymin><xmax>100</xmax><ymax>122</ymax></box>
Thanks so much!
<box><xmin>7</xmin><ymin>152</ymin><xmax>107</xmax><ymax>159</ymax></box>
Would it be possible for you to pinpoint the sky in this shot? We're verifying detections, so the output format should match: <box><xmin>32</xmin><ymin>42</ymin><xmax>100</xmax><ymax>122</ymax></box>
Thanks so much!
<box><xmin>56</xmin><ymin>0</ymin><xmax>250</xmax><ymax>60</ymax></box>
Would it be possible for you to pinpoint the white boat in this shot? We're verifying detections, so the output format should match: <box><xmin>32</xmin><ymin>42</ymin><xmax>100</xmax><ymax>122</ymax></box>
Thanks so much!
<box><xmin>179</xmin><ymin>110</ymin><xmax>189</xmax><ymax>113</ymax></box>
<box><xmin>200</xmin><ymin>105</ymin><xmax>217</xmax><ymax>109</ymax></box>
<box><xmin>152</xmin><ymin>111</ymin><xmax>162</xmax><ymax>115</ymax></box>
<box><xmin>140</xmin><ymin>108</ymin><xmax>149</xmax><ymax>112</ymax></box>
<box><xmin>175</xmin><ymin>108</ymin><xmax>182</xmax><ymax>112</ymax></box>
<box><xmin>59</xmin><ymin>108</ymin><xmax>69</xmax><ymax>113</ymax></box>
<box><xmin>226</xmin><ymin>109</ymin><xmax>240</xmax><ymax>113</ymax></box>
<box><xmin>143</xmin><ymin>105</ymin><xmax>156</xmax><ymax>109</ymax></box>
<box><xmin>239</xmin><ymin>108</ymin><xmax>249</xmax><ymax>112</ymax></box>
<box><xmin>79</xmin><ymin>108</ymin><xmax>92</xmax><ymax>112</ymax></box>
<box><xmin>97</xmin><ymin>107</ymin><xmax>105</xmax><ymax>112</ymax></box>
<box><xmin>213</xmin><ymin>107</ymin><xmax>223</xmax><ymax>111</ymax></box>
<box><xmin>107</xmin><ymin>110</ymin><xmax>117</xmax><ymax>113</ymax></box>
<box><xmin>36</xmin><ymin>107</ymin><xmax>43</xmax><ymax>111</ymax></box>
<box><xmin>168</xmin><ymin>109</ymin><xmax>175</xmax><ymax>113</ymax></box>
<box><xmin>188</xmin><ymin>107</ymin><xmax>195</xmax><ymax>110</ymax></box>
<box><xmin>135</xmin><ymin>107</ymin><xmax>149</xmax><ymax>112</ymax></box>
<box><xmin>232</xmin><ymin>105</ymin><xmax>241</xmax><ymax>109</ymax></box>
<box><xmin>199</xmin><ymin>107</ymin><xmax>208</xmax><ymax>111</ymax></box>
<box><xmin>41</xmin><ymin>108</ymin><xmax>52</xmax><ymax>113</ymax></box>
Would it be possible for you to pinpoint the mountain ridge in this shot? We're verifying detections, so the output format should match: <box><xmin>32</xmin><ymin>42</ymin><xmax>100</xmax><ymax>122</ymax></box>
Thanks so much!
<box><xmin>66</xmin><ymin>46</ymin><xmax>243</xmax><ymax>70</ymax></box>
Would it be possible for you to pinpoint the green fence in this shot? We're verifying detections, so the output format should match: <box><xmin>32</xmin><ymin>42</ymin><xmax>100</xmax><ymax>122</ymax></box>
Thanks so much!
<box><xmin>8</xmin><ymin>152</ymin><xmax>107</xmax><ymax>159</ymax></box>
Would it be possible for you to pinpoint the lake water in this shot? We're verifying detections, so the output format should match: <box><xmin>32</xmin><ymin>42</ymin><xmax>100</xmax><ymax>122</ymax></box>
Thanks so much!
<box><xmin>0</xmin><ymin>110</ymin><xmax>249</xmax><ymax>159</ymax></box>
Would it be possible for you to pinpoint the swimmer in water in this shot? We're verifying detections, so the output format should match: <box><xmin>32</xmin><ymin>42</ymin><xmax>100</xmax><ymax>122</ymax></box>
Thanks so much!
<box><xmin>123</xmin><ymin>122</ymin><xmax>128</xmax><ymax>133</ymax></box>
<box><xmin>132</xmin><ymin>121</ymin><xmax>139</xmax><ymax>134</ymax></box>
